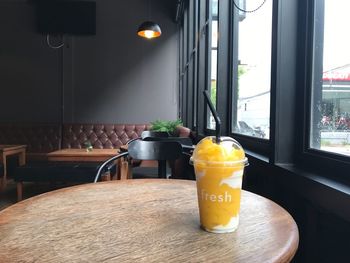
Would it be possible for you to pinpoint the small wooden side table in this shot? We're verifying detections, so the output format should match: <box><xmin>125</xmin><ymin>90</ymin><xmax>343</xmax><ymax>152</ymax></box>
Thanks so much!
<box><xmin>0</xmin><ymin>145</ymin><xmax>26</xmax><ymax>189</ymax></box>
<box><xmin>119</xmin><ymin>144</ymin><xmax>130</xmax><ymax>180</ymax></box>
<box><xmin>46</xmin><ymin>148</ymin><xmax>119</xmax><ymax>162</ymax></box>
<box><xmin>46</xmin><ymin>148</ymin><xmax>124</xmax><ymax>181</ymax></box>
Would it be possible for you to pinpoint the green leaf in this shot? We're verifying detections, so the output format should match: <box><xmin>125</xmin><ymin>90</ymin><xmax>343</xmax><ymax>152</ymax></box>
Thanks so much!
<box><xmin>150</xmin><ymin>119</ymin><xmax>183</xmax><ymax>135</ymax></box>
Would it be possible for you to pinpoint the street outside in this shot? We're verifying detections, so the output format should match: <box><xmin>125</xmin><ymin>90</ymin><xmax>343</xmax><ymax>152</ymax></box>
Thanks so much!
<box><xmin>320</xmin><ymin>145</ymin><xmax>350</xmax><ymax>156</ymax></box>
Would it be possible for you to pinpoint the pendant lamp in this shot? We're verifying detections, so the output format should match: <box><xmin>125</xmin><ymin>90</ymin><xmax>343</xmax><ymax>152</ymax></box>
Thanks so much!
<box><xmin>137</xmin><ymin>21</ymin><xmax>161</xmax><ymax>39</ymax></box>
<box><xmin>137</xmin><ymin>0</ymin><xmax>161</xmax><ymax>39</ymax></box>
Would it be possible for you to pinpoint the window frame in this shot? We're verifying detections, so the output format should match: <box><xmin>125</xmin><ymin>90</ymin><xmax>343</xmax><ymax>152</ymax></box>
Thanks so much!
<box><xmin>228</xmin><ymin>0</ymin><xmax>276</xmax><ymax>155</ymax></box>
<box><xmin>296</xmin><ymin>0</ymin><xmax>350</xmax><ymax>180</ymax></box>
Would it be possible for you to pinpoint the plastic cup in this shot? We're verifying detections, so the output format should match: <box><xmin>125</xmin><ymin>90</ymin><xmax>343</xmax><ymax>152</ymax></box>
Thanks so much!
<box><xmin>190</xmin><ymin>136</ymin><xmax>248</xmax><ymax>233</ymax></box>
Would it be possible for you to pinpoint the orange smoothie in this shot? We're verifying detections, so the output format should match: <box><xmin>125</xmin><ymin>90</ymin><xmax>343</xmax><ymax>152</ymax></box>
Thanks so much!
<box><xmin>191</xmin><ymin>136</ymin><xmax>248</xmax><ymax>233</ymax></box>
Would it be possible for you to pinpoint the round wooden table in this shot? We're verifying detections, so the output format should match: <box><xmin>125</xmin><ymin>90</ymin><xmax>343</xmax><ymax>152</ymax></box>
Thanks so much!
<box><xmin>0</xmin><ymin>179</ymin><xmax>298</xmax><ymax>262</ymax></box>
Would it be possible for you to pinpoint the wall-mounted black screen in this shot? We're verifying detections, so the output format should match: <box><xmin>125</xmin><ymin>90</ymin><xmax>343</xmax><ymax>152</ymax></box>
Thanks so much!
<box><xmin>37</xmin><ymin>1</ymin><xmax>96</xmax><ymax>35</ymax></box>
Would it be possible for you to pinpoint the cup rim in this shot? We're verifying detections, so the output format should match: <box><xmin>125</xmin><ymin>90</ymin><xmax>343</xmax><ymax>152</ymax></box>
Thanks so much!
<box><xmin>190</xmin><ymin>157</ymin><xmax>249</xmax><ymax>167</ymax></box>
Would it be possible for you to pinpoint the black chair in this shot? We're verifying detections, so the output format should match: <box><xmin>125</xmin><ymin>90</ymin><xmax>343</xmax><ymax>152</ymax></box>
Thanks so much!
<box><xmin>94</xmin><ymin>140</ymin><xmax>185</xmax><ymax>183</ymax></box>
<box><xmin>0</xmin><ymin>163</ymin><xmax>3</xmax><ymax>185</ymax></box>
<box><xmin>135</xmin><ymin>136</ymin><xmax>194</xmax><ymax>179</ymax></box>
<box><xmin>124</xmin><ymin>130</ymin><xmax>169</xmax><ymax>146</ymax></box>
<box><xmin>141</xmin><ymin>131</ymin><xmax>169</xmax><ymax>140</ymax></box>
<box><xmin>142</xmin><ymin>136</ymin><xmax>194</xmax><ymax>151</ymax></box>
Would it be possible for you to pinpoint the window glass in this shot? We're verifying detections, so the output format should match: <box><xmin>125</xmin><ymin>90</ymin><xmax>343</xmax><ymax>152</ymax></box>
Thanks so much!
<box><xmin>207</xmin><ymin>0</ymin><xmax>218</xmax><ymax>129</ymax></box>
<box><xmin>231</xmin><ymin>0</ymin><xmax>272</xmax><ymax>139</ymax></box>
<box><xmin>310</xmin><ymin>0</ymin><xmax>350</xmax><ymax>156</ymax></box>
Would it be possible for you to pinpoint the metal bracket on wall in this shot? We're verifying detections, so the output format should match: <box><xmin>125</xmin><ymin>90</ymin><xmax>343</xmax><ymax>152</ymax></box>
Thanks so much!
<box><xmin>175</xmin><ymin>0</ymin><xmax>185</xmax><ymax>23</ymax></box>
<box><xmin>46</xmin><ymin>34</ymin><xmax>65</xmax><ymax>49</ymax></box>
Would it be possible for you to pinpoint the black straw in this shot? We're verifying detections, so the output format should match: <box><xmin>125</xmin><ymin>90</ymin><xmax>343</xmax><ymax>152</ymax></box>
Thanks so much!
<box><xmin>203</xmin><ymin>90</ymin><xmax>221</xmax><ymax>143</ymax></box>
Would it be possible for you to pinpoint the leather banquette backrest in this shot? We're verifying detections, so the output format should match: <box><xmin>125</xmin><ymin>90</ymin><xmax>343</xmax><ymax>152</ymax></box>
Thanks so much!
<box><xmin>0</xmin><ymin>123</ymin><xmax>61</xmax><ymax>153</ymax></box>
<box><xmin>62</xmin><ymin>124</ymin><xmax>152</xmax><ymax>149</ymax></box>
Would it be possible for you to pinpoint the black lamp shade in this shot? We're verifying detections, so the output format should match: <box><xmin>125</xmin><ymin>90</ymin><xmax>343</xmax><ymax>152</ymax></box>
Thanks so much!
<box><xmin>137</xmin><ymin>21</ymin><xmax>161</xmax><ymax>39</ymax></box>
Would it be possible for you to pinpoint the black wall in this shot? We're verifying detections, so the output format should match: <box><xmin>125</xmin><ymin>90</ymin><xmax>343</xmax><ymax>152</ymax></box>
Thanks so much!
<box><xmin>0</xmin><ymin>0</ymin><xmax>179</xmax><ymax>124</ymax></box>
<box><xmin>244</xmin><ymin>155</ymin><xmax>350</xmax><ymax>262</ymax></box>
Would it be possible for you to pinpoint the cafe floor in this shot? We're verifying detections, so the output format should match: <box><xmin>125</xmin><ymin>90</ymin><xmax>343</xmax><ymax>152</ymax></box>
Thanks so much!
<box><xmin>0</xmin><ymin>179</ymin><xmax>79</xmax><ymax>211</ymax></box>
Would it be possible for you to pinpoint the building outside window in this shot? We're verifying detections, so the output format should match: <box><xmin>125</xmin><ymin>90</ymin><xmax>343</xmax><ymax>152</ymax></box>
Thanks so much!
<box><xmin>231</xmin><ymin>0</ymin><xmax>272</xmax><ymax>139</ymax></box>
<box><xmin>310</xmin><ymin>0</ymin><xmax>350</xmax><ymax>156</ymax></box>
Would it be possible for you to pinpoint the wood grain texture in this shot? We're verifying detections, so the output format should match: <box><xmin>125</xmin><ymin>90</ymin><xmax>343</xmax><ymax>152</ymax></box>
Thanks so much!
<box><xmin>0</xmin><ymin>145</ymin><xmax>27</xmax><ymax>152</ymax></box>
<box><xmin>46</xmin><ymin>148</ymin><xmax>119</xmax><ymax>162</ymax></box>
<box><xmin>0</xmin><ymin>179</ymin><xmax>298</xmax><ymax>263</ymax></box>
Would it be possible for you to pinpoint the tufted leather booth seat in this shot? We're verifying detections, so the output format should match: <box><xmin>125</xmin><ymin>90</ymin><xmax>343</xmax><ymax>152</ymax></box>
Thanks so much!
<box><xmin>0</xmin><ymin>123</ymin><xmax>192</xmax><ymax>155</ymax></box>
<box><xmin>0</xmin><ymin>123</ymin><xmax>155</xmax><ymax>161</ymax></box>
<box><xmin>62</xmin><ymin>124</ymin><xmax>152</xmax><ymax>149</ymax></box>
<box><xmin>13</xmin><ymin>162</ymin><xmax>116</xmax><ymax>200</ymax></box>
<box><xmin>0</xmin><ymin>123</ymin><xmax>61</xmax><ymax>160</ymax></box>
<box><xmin>14</xmin><ymin>162</ymin><xmax>103</xmax><ymax>182</ymax></box>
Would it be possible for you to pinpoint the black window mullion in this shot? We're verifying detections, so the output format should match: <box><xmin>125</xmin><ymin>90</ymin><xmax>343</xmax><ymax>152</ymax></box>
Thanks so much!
<box><xmin>270</xmin><ymin>0</ymin><xmax>298</xmax><ymax>164</ymax></box>
<box><xmin>192</xmin><ymin>0</ymin><xmax>199</xmax><ymax>130</ymax></box>
<box><xmin>182</xmin><ymin>6</ymin><xmax>189</xmax><ymax>125</ymax></box>
<box><xmin>204</xmin><ymin>0</ymin><xmax>213</xmax><ymax>132</ymax></box>
<box><xmin>179</xmin><ymin>19</ymin><xmax>184</xmax><ymax>121</ymax></box>
<box><xmin>186</xmin><ymin>0</ymin><xmax>195</xmax><ymax>128</ymax></box>
<box><xmin>196</xmin><ymin>0</ymin><xmax>210</xmax><ymax>136</ymax></box>
<box><xmin>230</xmin><ymin>0</ymin><xmax>239</xmax><ymax>134</ymax></box>
<box><xmin>216</xmin><ymin>0</ymin><xmax>230</xmax><ymax>135</ymax></box>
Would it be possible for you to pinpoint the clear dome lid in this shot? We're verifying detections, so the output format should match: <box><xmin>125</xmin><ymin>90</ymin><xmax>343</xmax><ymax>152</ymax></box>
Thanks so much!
<box><xmin>190</xmin><ymin>136</ymin><xmax>248</xmax><ymax>167</ymax></box>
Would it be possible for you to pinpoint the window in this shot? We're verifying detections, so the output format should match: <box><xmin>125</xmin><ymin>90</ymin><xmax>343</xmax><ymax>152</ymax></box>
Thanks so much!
<box><xmin>231</xmin><ymin>0</ymin><xmax>272</xmax><ymax>139</ymax></box>
<box><xmin>310</xmin><ymin>0</ymin><xmax>350</xmax><ymax>157</ymax></box>
<box><xmin>178</xmin><ymin>0</ymin><xmax>350</xmax><ymax>182</ymax></box>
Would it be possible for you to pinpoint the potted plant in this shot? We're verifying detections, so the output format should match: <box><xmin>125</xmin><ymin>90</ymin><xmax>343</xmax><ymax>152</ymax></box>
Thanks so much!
<box><xmin>84</xmin><ymin>141</ymin><xmax>93</xmax><ymax>152</ymax></box>
<box><xmin>150</xmin><ymin>119</ymin><xmax>183</xmax><ymax>136</ymax></box>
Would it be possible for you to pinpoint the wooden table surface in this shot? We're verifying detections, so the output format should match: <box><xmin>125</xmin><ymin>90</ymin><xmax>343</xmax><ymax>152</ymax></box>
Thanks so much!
<box><xmin>0</xmin><ymin>145</ymin><xmax>27</xmax><ymax>152</ymax></box>
<box><xmin>46</xmin><ymin>148</ymin><xmax>119</xmax><ymax>162</ymax></box>
<box><xmin>0</xmin><ymin>179</ymin><xmax>299</xmax><ymax>263</ymax></box>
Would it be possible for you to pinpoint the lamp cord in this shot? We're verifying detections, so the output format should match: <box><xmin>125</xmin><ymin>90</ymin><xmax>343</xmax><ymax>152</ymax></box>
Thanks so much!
<box><xmin>179</xmin><ymin>0</ymin><xmax>268</xmax><ymax>77</ymax></box>
<box><xmin>233</xmin><ymin>0</ymin><xmax>267</xmax><ymax>13</ymax></box>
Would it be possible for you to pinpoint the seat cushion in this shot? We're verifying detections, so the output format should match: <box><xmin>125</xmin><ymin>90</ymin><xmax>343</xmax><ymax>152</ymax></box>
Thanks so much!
<box><xmin>13</xmin><ymin>162</ymin><xmax>114</xmax><ymax>183</ymax></box>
